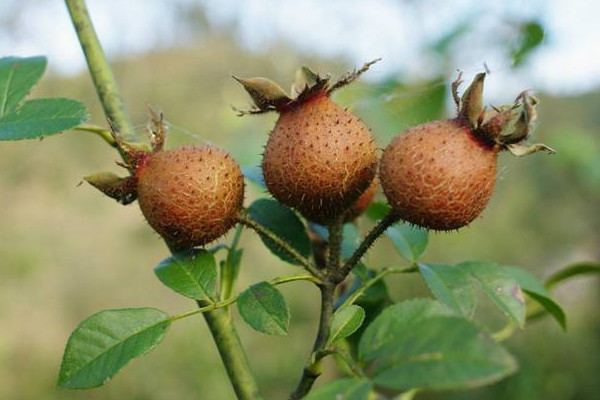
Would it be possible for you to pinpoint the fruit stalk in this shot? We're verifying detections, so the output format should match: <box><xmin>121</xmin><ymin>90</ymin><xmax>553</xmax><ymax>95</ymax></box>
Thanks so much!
<box><xmin>338</xmin><ymin>212</ymin><xmax>399</xmax><ymax>280</ymax></box>
<box><xmin>64</xmin><ymin>0</ymin><xmax>135</xmax><ymax>144</ymax></box>
<box><xmin>327</xmin><ymin>217</ymin><xmax>344</xmax><ymax>271</ymax></box>
<box><xmin>289</xmin><ymin>283</ymin><xmax>336</xmax><ymax>400</ymax></box>
<box><xmin>237</xmin><ymin>211</ymin><xmax>322</xmax><ymax>279</ymax></box>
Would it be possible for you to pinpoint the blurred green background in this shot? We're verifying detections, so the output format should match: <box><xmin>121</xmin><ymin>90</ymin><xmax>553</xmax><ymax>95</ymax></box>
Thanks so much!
<box><xmin>0</xmin><ymin>1</ymin><xmax>599</xmax><ymax>399</ymax></box>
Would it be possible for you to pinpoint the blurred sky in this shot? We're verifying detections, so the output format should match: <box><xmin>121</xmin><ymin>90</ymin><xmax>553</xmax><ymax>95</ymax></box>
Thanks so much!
<box><xmin>0</xmin><ymin>0</ymin><xmax>599</xmax><ymax>96</ymax></box>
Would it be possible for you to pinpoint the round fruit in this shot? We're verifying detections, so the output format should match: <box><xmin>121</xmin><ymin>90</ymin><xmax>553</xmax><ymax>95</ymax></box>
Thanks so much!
<box><xmin>344</xmin><ymin>178</ymin><xmax>378</xmax><ymax>222</ymax></box>
<box><xmin>379</xmin><ymin>119</ymin><xmax>497</xmax><ymax>230</ymax></box>
<box><xmin>136</xmin><ymin>145</ymin><xmax>244</xmax><ymax>250</ymax></box>
<box><xmin>262</xmin><ymin>94</ymin><xmax>377</xmax><ymax>224</ymax></box>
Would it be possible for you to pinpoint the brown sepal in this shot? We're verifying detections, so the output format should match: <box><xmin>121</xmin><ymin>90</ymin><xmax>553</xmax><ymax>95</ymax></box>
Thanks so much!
<box><xmin>84</xmin><ymin>172</ymin><xmax>137</xmax><ymax>205</ymax></box>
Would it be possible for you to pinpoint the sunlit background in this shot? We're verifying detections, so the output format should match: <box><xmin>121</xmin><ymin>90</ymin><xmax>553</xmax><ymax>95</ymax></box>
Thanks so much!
<box><xmin>0</xmin><ymin>1</ymin><xmax>599</xmax><ymax>399</ymax></box>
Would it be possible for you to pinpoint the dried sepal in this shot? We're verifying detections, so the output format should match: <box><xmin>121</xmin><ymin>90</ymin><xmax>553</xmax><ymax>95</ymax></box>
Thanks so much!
<box><xmin>458</xmin><ymin>72</ymin><xmax>486</xmax><ymax>129</ymax></box>
<box><xmin>84</xmin><ymin>172</ymin><xmax>137</xmax><ymax>204</ymax></box>
<box><xmin>291</xmin><ymin>66</ymin><xmax>320</xmax><ymax>96</ymax></box>
<box><xmin>235</xmin><ymin>59</ymin><xmax>380</xmax><ymax>115</ymax></box>
<box><xmin>506</xmin><ymin>143</ymin><xmax>555</xmax><ymax>156</ymax></box>
<box><xmin>327</xmin><ymin>58</ymin><xmax>381</xmax><ymax>94</ymax></box>
<box><xmin>232</xmin><ymin>76</ymin><xmax>292</xmax><ymax>113</ymax></box>
<box><xmin>147</xmin><ymin>103</ymin><xmax>166</xmax><ymax>152</ymax></box>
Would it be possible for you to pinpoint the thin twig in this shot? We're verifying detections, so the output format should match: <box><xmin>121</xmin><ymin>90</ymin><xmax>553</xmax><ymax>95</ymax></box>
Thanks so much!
<box><xmin>338</xmin><ymin>212</ymin><xmax>399</xmax><ymax>281</ymax></box>
<box><xmin>237</xmin><ymin>210</ymin><xmax>322</xmax><ymax>279</ymax></box>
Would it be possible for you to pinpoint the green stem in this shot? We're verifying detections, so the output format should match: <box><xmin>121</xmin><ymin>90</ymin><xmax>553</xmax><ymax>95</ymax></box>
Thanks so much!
<box><xmin>339</xmin><ymin>265</ymin><xmax>416</xmax><ymax>310</ymax></box>
<box><xmin>397</xmin><ymin>388</ymin><xmax>420</xmax><ymax>400</ymax></box>
<box><xmin>221</xmin><ymin>225</ymin><xmax>244</xmax><ymax>301</ymax></box>
<box><xmin>340</xmin><ymin>212</ymin><xmax>399</xmax><ymax>278</ymax></box>
<box><xmin>171</xmin><ymin>273</ymin><xmax>320</xmax><ymax>322</ymax></box>
<box><xmin>75</xmin><ymin>124</ymin><xmax>117</xmax><ymax>146</ymax></box>
<box><xmin>199</xmin><ymin>300</ymin><xmax>264</xmax><ymax>400</ymax></box>
<box><xmin>64</xmin><ymin>0</ymin><xmax>135</xmax><ymax>142</ymax></box>
<box><xmin>289</xmin><ymin>283</ymin><xmax>336</xmax><ymax>400</ymax></box>
<box><xmin>491</xmin><ymin>321</ymin><xmax>517</xmax><ymax>342</ymax></box>
<box><xmin>237</xmin><ymin>210</ymin><xmax>322</xmax><ymax>279</ymax></box>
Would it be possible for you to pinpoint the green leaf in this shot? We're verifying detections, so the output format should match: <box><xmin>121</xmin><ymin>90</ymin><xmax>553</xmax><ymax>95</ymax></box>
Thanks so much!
<box><xmin>154</xmin><ymin>249</ymin><xmax>217</xmax><ymax>301</ymax></box>
<box><xmin>0</xmin><ymin>98</ymin><xmax>88</xmax><ymax>140</ymax></box>
<box><xmin>502</xmin><ymin>266</ymin><xmax>566</xmax><ymax>330</ymax></box>
<box><xmin>460</xmin><ymin>261</ymin><xmax>525</xmax><ymax>328</ymax></box>
<box><xmin>386</xmin><ymin>223</ymin><xmax>428</xmax><ymax>263</ymax></box>
<box><xmin>512</xmin><ymin>21</ymin><xmax>545</xmax><ymax>68</ymax></box>
<box><xmin>365</xmin><ymin>201</ymin><xmax>391</xmax><ymax>221</ymax></box>
<box><xmin>419</xmin><ymin>262</ymin><xmax>526</xmax><ymax>328</ymax></box>
<box><xmin>359</xmin><ymin>299</ymin><xmax>517</xmax><ymax>391</ymax></box>
<box><xmin>58</xmin><ymin>308</ymin><xmax>170</xmax><ymax>389</ymax></box>
<box><xmin>545</xmin><ymin>262</ymin><xmax>600</xmax><ymax>290</ymax></box>
<box><xmin>418</xmin><ymin>263</ymin><xmax>476</xmax><ymax>318</ymax></box>
<box><xmin>328</xmin><ymin>305</ymin><xmax>366</xmax><ymax>346</ymax></box>
<box><xmin>237</xmin><ymin>282</ymin><xmax>290</xmax><ymax>335</ymax></box>
<box><xmin>241</xmin><ymin>165</ymin><xmax>266</xmax><ymax>188</ymax></box>
<box><xmin>248</xmin><ymin>199</ymin><xmax>311</xmax><ymax>265</ymax></box>
<box><xmin>303</xmin><ymin>378</ymin><xmax>373</xmax><ymax>400</ymax></box>
<box><xmin>341</xmin><ymin>223</ymin><xmax>360</xmax><ymax>259</ymax></box>
<box><xmin>0</xmin><ymin>56</ymin><xmax>46</xmax><ymax>116</ymax></box>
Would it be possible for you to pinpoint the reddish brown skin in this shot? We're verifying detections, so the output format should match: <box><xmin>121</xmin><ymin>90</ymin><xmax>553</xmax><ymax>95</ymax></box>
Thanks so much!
<box><xmin>343</xmin><ymin>178</ymin><xmax>377</xmax><ymax>222</ymax></box>
<box><xmin>136</xmin><ymin>145</ymin><xmax>244</xmax><ymax>250</ymax></box>
<box><xmin>262</xmin><ymin>94</ymin><xmax>378</xmax><ymax>224</ymax></box>
<box><xmin>379</xmin><ymin>119</ymin><xmax>498</xmax><ymax>230</ymax></box>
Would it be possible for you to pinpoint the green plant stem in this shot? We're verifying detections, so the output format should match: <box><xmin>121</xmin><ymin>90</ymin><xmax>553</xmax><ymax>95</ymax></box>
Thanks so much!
<box><xmin>221</xmin><ymin>225</ymin><xmax>244</xmax><ymax>301</ymax></box>
<box><xmin>491</xmin><ymin>321</ymin><xmax>517</xmax><ymax>342</ymax></box>
<box><xmin>339</xmin><ymin>265</ymin><xmax>416</xmax><ymax>310</ymax></box>
<box><xmin>199</xmin><ymin>300</ymin><xmax>264</xmax><ymax>400</ymax></box>
<box><xmin>340</xmin><ymin>212</ymin><xmax>399</xmax><ymax>278</ymax></box>
<box><xmin>171</xmin><ymin>273</ymin><xmax>320</xmax><ymax>322</ymax></box>
<box><xmin>75</xmin><ymin>124</ymin><xmax>117</xmax><ymax>146</ymax></box>
<box><xmin>397</xmin><ymin>388</ymin><xmax>421</xmax><ymax>400</ymax></box>
<box><xmin>289</xmin><ymin>283</ymin><xmax>336</xmax><ymax>400</ymax></box>
<box><xmin>64</xmin><ymin>0</ymin><xmax>135</xmax><ymax>142</ymax></box>
<box><xmin>237</xmin><ymin>211</ymin><xmax>322</xmax><ymax>279</ymax></box>
<box><xmin>331</xmin><ymin>349</ymin><xmax>365</xmax><ymax>378</ymax></box>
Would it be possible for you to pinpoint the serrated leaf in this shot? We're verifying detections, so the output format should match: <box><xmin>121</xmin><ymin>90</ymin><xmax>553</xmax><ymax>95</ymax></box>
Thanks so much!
<box><xmin>460</xmin><ymin>261</ymin><xmax>526</xmax><ymax>328</ymax></box>
<box><xmin>303</xmin><ymin>378</ymin><xmax>372</xmax><ymax>400</ymax></box>
<box><xmin>501</xmin><ymin>266</ymin><xmax>566</xmax><ymax>330</ymax></box>
<box><xmin>0</xmin><ymin>56</ymin><xmax>46</xmax><ymax>116</ymax></box>
<box><xmin>237</xmin><ymin>282</ymin><xmax>289</xmax><ymax>335</ymax></box>
<box><xmin>0</xmin><ymin>98</ymin><xmax>88</xmax><ymax>140</ymax></box>
<box><xmin>58</xmin><ymin>308</ymin><xmax>170</xmax><ymax>389</ymax></box>
<box><xmin>418</xmin><ymin>263</ymin><xmax>476</xmax><ymax>318</ymax></box>
<box><xmin>359</xmin><ymin>299</ymin><xmax>517</xmax><ymax>391</ymax></box>
<box><xmin>241</xmin><ymin>165</ymin><xmax>266</xmax><ymax>188</ymax></box>
<box><xmin>328</xmin><ymin>305</ymin><xmax>365</xmax><ymax>346</ymax></box>
<box><xmin>419</xmin><ymin>262</ymin><xmax>526</xmax><ymax>328</ymax></box>
<box><xmin>154</xmin><ymin>249</ymin><xmax>217</xmax><ymax>301</ymax></box>
<box><xmin>386</xmin><ymin>223</ymin><xmax>428</xmax><ymax>263</ymax></box>
<box><xmin>248</xmin><ymin>199</ymin><xmax>311</xmax><ymax>265</ymax></box>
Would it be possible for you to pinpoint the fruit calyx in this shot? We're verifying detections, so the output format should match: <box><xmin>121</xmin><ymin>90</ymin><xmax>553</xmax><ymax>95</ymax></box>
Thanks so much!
<box><xmin>233</xmin><ymin>59</ymin><xmax>381</xmax><ymax>115</ymax></box>
<box><xmin>453</xmin><ymin>72</ymin><xmax>555</xmax><ymax>156</ymax></box>
<box><xmin>83</xmin><ymin>105</ymin><xmax>167</xmax><ymax>204</ymax></box>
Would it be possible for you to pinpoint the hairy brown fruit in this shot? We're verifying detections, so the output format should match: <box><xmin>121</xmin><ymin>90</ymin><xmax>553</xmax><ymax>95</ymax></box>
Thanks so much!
<box><xmin>379</xmin><ymin>73</ymin><xmax>553</xmax><ymax>231</ymax></box>
<box><xmin>262</xmin><ymin>94</ymin><xmax>378</xmax><ymax>224</ymax></box>
<box><xmin>136</xmin><ymin>145</ymin><xmax>244</xmax><ymax>250</ymax></box>
<box><xmin>380</xmin><ymin>119</ymin><xmax>497</xmax><ymax>230</ymax></box>
<box><xmin>344</xmin><ymin>178</ymin><xmax>378</xmax><ymax>222</ymax></box>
